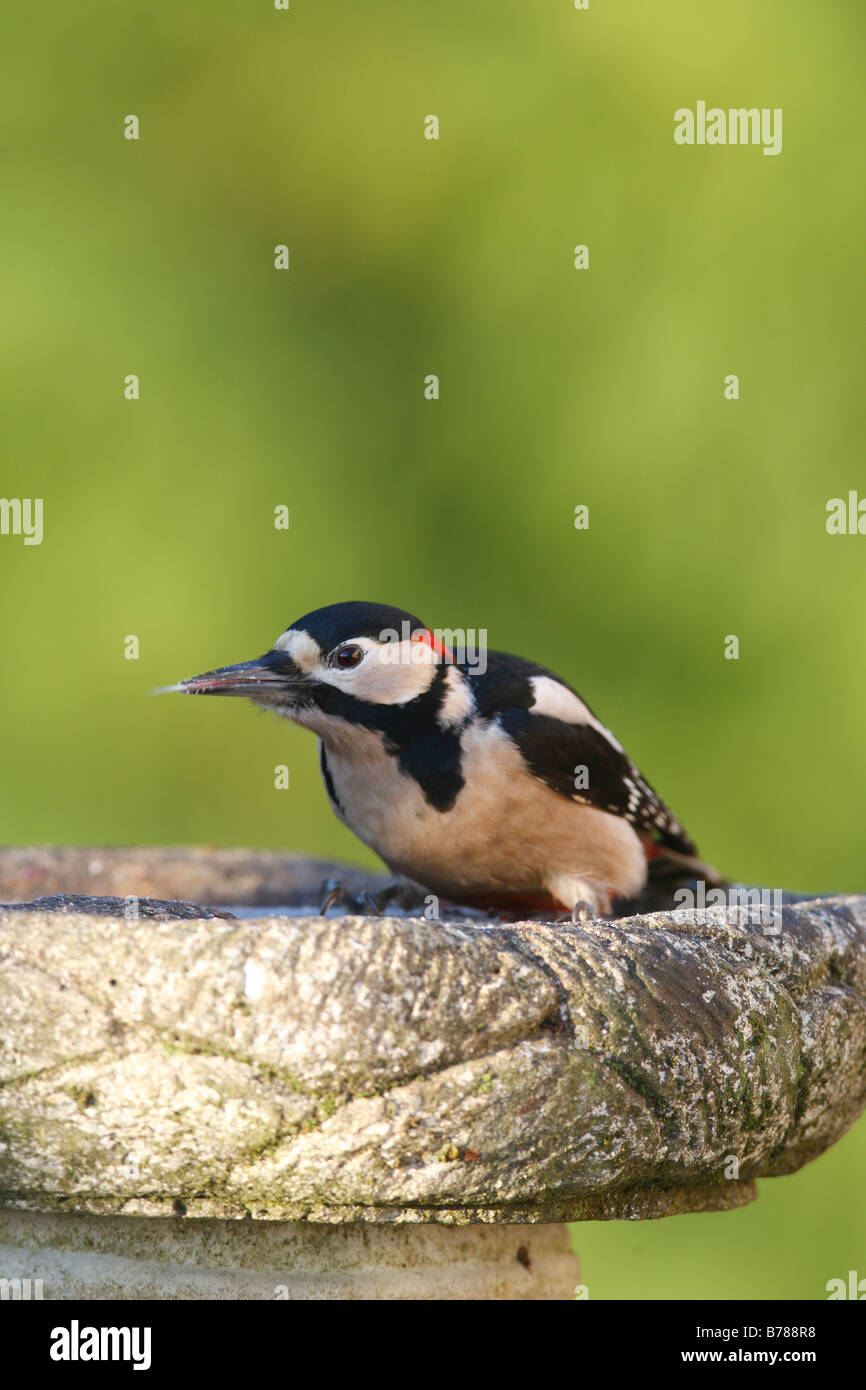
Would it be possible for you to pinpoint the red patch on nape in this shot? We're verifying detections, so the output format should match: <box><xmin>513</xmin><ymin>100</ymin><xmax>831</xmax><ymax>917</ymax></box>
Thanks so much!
<box><xmin>413</xmin><ymin>627</ymin><xmax>453</xmax><ymax>662</ymax></box>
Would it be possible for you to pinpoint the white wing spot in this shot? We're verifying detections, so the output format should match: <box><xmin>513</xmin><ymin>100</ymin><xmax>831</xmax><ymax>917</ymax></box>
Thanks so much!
<box><xmin>529</xmin><ymin>675</ymin><xmax>624</xmax><ymax>752</ymax></box>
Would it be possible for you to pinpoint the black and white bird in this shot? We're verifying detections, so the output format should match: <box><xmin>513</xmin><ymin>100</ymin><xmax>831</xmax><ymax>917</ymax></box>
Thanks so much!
<box><xmin>165</xmin><ymin>601</ymin><xmax>717</xmax><ymax>919</ymax></box>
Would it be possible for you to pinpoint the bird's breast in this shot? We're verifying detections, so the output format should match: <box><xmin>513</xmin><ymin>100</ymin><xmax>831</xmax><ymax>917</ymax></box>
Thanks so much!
<box><xmin>315</xmin><ymin>718</ymin><xmax>642</xmax><ymax>901</ymax></box>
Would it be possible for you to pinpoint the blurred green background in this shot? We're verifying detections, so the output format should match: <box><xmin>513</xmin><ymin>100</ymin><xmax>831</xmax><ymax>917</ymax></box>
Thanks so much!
<box><xmin>1</xmin><ymin>0</ymin><xmax>864</xmax><ymax>1298</ymax></box>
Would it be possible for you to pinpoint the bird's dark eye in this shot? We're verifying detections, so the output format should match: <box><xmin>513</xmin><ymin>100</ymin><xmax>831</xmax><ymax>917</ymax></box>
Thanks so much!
<box><xmin>333</xmin><ymin>644</ymin><xmax>363</xmax><ymax>669</ymax></box>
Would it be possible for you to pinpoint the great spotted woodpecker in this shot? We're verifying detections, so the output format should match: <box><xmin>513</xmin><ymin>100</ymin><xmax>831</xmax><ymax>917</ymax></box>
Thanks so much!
<box><xmin>166</xmin><ymin>601</ymin><xmax>717</xmax><ymax>919</ymax></box>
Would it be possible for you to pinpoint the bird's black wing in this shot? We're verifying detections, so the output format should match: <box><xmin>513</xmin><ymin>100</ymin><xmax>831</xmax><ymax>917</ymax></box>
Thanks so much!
<box><xmin>466</xmin><ymin>650</ymin><xmax>698</xmax><ymax>856</ymax></box>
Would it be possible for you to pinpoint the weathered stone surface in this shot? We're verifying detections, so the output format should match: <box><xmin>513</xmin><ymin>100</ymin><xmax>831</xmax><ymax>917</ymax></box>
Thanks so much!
<box><xmin>0</xmin><ymin>1211</ymin><xmax>579</xmax><ymax>1299</ymax></box>
<box><xmin>0</xmin><ymin>845</ymin><xmax>390</xmax><ymax>908</ymax></box>
<box><xmin>1</xmin><ymin>894</ymin><xmax>235</xmax><ymax>920</ymax></box>
<box><xmin>1</xmin><ymin>884</ymin><xmax>864</xmax><ymax>1224</ymax></box>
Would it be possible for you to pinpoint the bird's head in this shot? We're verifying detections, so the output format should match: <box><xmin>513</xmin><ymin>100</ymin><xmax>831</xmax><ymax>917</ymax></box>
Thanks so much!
<box><xmin>160</xmin><ymin>601</ymin><xmax>460</xmax><ymax>734</ymax></box>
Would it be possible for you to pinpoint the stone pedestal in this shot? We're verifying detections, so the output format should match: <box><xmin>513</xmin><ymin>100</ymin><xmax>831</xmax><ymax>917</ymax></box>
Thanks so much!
<box><xmin>1</xmin><ymin>848</ymin><xmax>865</xmax><ymax>1300</ymax></box>
<box><xmin>0</xmin><ymin>1211</ymin><xmax>578</xmax><ymax>1300</ymax></box>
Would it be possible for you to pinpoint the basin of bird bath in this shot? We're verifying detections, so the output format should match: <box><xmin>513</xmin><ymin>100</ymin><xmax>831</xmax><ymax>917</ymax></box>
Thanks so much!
<box><xmin>1</xmin><ymin>845</ymin><xmax>865</xmax><ymax>1299</ymax></box>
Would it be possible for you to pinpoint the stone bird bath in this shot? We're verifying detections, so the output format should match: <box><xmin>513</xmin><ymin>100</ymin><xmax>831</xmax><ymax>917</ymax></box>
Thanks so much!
<box><xmin>1</xmin><ymin>847</ymin><xmax>864</xmax><ymax>1299</ymax></box>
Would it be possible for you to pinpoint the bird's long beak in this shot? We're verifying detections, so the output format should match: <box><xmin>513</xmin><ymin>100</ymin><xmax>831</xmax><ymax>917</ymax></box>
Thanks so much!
<box><xmin>153</xmin><ymin>650</ymin><xmax>310</xmax><ymax>698</ymax></box>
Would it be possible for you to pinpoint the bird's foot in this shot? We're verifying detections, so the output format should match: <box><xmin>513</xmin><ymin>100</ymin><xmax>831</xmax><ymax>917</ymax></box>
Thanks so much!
<box><xmin>548</xmin><ymin>874</ymin><xmax>608</xmax><ymax>924</ymax></box>
<box><xmin>318</xmin><ymin>877</ymin><xmax>428</xmax><ymax>917</ymax></box>
<box><xmin>319</xmin><ymin>878</ymin><xmax>366</xmax><ymax>916</ymax></box>
<box><xmin>360</xmin><ymin>880</ymin><xmax>421</xmax><ymax>915</ymax></box>
<box><xmin>571</xmin><ymin>899</ymin><xmax>598</xmax><ymax>924</ymax></box>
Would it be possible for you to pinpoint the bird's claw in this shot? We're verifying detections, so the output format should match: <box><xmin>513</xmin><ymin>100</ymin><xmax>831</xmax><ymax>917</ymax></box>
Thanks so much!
<box><xmin>319</xmin><ymin>877</ymin><xmax>428</xmax><ymax>918</ymax></box>
<box><xmin>319</xmin><ymin>879</ymin><xmax>360</xmax><ymax>915</ymax></box>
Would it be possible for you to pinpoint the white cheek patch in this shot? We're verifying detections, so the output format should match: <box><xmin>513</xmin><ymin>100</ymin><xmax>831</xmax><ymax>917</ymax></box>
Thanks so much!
<box><xmin>529</xmin><ymin>675</ymin><xmax>624</xmax><ymax>752</ymax></box>
<box><xmin>377</xmin><ymin>638</ymin><xmax>441</xmax><ymax>676</ymax></box>
<box><xmin>321</xmin><ymin>637</ymin><xmax>440</xmax><ymax>705</ymax></box>
<box><xmin>273</xmin><ymin>629</ymin><xmax>324</xmax><ymax>673</ymax></box>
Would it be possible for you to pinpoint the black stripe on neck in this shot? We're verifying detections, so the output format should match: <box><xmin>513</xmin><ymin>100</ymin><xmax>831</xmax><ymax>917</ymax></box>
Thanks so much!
<box><xmin>314</xmin><ymin>666</ymin><xmax>465</xmax><ymax>812</ymax></box>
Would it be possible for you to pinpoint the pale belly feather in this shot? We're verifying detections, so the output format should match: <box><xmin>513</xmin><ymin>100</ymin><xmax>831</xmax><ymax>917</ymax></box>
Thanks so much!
<box><xmin>316</xmin><ymin>718</ymin><xmax>646</xmax><ymax>903</ymax></box>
